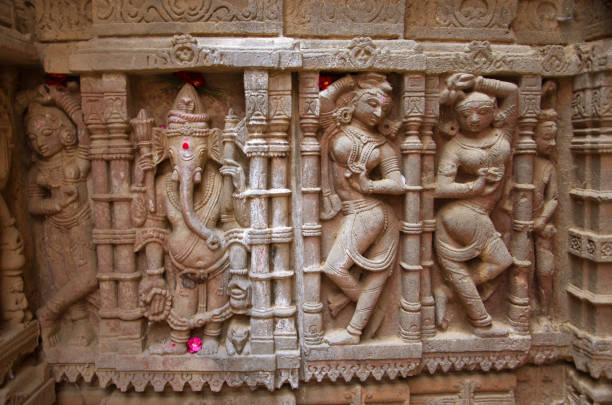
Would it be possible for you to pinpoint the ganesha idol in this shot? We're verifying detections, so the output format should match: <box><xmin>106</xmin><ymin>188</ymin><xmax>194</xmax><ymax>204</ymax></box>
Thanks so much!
<box><xmin>133</xmin><ymin>84</ymin><xmax>250</xmax><ymax>355</ymax></box>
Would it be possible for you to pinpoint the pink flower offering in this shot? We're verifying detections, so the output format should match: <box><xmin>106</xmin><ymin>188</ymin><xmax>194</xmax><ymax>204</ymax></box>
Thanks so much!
<box><xmin>187</xmin><ymin>337</ymin><xmax>202</xmax><ymax>353</ymax></box>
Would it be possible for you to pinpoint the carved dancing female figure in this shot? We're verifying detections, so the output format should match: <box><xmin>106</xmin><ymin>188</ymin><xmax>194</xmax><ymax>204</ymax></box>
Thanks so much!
<box><xmin>319</xmin><ymin>73</ymin><xmax>404</xmax><ymax>345</ymax></box>
<box><xmin>434</xmin><ymin>73</ymin><xmax>518</xmax><ymax>337</ymax></box>
<box><xmin>24</xmin><ymin>85</ymin><xmax>97</xmax><ymax>347</ymax></box>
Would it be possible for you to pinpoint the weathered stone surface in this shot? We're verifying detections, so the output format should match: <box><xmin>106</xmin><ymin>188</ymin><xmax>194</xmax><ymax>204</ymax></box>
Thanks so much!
<box><xmin>1</xmin><ymin>1</ymin><xmax>612</xmax><ymax>404</ymax></box>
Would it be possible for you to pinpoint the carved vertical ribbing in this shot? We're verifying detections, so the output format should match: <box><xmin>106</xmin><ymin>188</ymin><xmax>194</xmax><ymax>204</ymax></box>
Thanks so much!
<box><xmin>420</xmin><ymin>75</ymin><xmax>439</xmax><ymax>338</ymax></box>
<box><xmin>81</xmin><ymin>75</ymin><xmax>117</xmax><ymax>353</ymax></box>
<box><xmin>245</xmin><ymin>70</ymin><xmax>274</xmax><ymax>354</ymax></box>
<box><xmin>298</xmin><ymin>72</ymin><xmax>323</xmax><ymax>345</ymax></box>
<box><xmin>509</xmin><ymin>75</ymin><xmax>540</xmax><ymax>334</ymax></box>
<box><xmin>268</xmin><ymin>72</ymin><xmax>296</xmax><ymax>351</ymax></box>
<box><xmin>399</xmin><ymin>74</ymin><xmax>425</xmax><ymax>341</ymax></box>
<box><xmin>104</xmin><ymin>74</ymin><xmax>142</xmax><ymax>353</ymax></box>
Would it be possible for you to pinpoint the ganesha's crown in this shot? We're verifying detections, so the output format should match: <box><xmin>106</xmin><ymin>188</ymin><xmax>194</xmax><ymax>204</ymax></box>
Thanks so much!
<box><xmin>166</xmin><ymin>83</ymin><xmax>210</xmax><ymax>138</ymax></box>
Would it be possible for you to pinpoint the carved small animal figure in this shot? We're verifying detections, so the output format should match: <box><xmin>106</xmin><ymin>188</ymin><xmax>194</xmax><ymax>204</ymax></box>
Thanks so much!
<box><xmin>225</xmin><ymin>317</ymin><xmax>249</xmax><ymax>355</ymax></box>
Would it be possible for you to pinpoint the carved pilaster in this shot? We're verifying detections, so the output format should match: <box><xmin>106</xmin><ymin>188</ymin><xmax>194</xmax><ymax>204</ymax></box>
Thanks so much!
<box><xmin>268</xmin><ymin>72</ymin><xmax>296</xmax><ymax>351</ymax></box>
<box><xmin>509</xmin><ymin>75</ymin><xmax>540</xmax><ymax>334</ymax></box>
<box><xmin>298</xmin><ymin>72</ymin><xmax>323</xmax><ymax>346</ymax></box>
<box><xmin>245</xmin><ymin>70</ymin><xmax>274</xmax><ymax>354</ymax></box>
<box><xmin>420</xmin><ymin>76</ymin><xmax>439</xmax><ymax>338</ymax></box>
<box><xmin>568</xmin><ymin>69</ymin><xmax>612</xmax><ymax>380</ymax></box>
<box><xmin>83</xmin><ymin>74</ymin><xmax>143</xmax><ymax>354</ymax></box>
<box><xmin>400</xmin><ymin>74</ymin><xmax>425</xmax><ymax>341</ymax></box>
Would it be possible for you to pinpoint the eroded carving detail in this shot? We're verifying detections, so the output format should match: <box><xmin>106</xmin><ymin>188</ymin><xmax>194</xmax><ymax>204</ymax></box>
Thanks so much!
<box><xmin>319</xmin><ymin>73</ymin><xmax>403</xmax><ymax>345</ymax></box>
<box><xmin>333</xmin><ymin>38</ymin><xmax>390</xmax><ymax>69</ymax></box>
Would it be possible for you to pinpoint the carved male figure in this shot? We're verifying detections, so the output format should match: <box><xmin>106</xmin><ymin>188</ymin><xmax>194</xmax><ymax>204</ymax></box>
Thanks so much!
<box><xmin>319</xmin><ymin>73</ymin><xmax>403</xmax><ymax>345</ymax></box>
<box><xmin>24</xmin><ymin>84</ymin><xmax>97</xmax><ymax>347</ymax></box>
<box><xmin>434</xmin><ymin>73</ymin><xmax>518</xmax><ymax>337</ymax></box>
<box><xmin>533</xmin><ymin>81</ymin><xmax>559</xmax><ymax>318</ymax></box>
<box><xmin>137</xmin><ymin>84</ymin><xmax>248</xmax><ymax>355</ymax></box>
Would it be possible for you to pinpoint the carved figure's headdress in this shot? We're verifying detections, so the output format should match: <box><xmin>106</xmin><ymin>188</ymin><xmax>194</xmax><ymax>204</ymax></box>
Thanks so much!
<box><xmin>455</xmin><ymin>91</ymin><xmax>496</xmax><ymax>112</ymax></box>
<box><xmin>166</xmin><ymin>84</ymin><xmax>210</xmax><ymax>138</ymax></box>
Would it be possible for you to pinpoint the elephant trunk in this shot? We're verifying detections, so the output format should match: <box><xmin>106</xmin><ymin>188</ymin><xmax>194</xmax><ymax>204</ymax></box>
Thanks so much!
<box><xmin>178</xmin><ymin>167</ymin><xmax>220</xmax><ymax>250</ymax></box>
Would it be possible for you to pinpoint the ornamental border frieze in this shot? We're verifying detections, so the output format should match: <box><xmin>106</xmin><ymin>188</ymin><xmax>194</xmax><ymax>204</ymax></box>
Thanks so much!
<box><xmin>61</xmin><ymin>36</ymin><xmax>611</xmax><ymax>75</ymax></box>
<box><xmin>568</xmin><ymin>227</ymin><xmax>612</xmax><ymax>262</ymax></box>
<box><xmin>51</xmin><ymin>364</ymin><xmax>299</xmax><ymax>392</ymax></box>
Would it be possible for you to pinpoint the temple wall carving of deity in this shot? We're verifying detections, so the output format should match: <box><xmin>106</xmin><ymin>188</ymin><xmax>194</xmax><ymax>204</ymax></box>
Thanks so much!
<box><xmin>0</xmin><ymin>1</ymin><xmax>611</xmax><ymax>404</ymax></box>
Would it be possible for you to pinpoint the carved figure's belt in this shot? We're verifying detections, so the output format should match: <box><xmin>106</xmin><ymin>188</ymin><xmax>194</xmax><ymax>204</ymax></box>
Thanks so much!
<box><xmin>48</xmin><ymin>204</ymin><xmax>91</xmax><ymax>230</ymax></box>
<box><xmin>169</xmin><ymin>250</ymin><xmax>229</xmax><ymax>283</ymax></box>
<box><xmin>341</xmin><ymin>199</ymin><xmax>382</xmax><ymax>215</ymax></box>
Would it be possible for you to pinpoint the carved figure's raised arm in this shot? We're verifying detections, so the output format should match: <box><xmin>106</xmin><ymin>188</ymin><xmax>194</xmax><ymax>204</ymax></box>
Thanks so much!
<box><xmin>473</xmin><ymin>76</ymin><xmax>518</xmax><ymax>129</ymax></box>
<box><xmin>320</xmin><ymin>75</ymin><xmax>355</xmax><ymax>115</ymax></box>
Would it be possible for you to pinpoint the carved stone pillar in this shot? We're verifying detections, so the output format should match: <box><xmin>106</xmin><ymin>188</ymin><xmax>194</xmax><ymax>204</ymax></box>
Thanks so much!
<box><xmin>399</xmin><ymin>74</ymin><xmax>425</xmax><ymax>341</ymax></box>
<box><xmin>298</xmin><ymin>72</ymin><xmax>323</xmax><ymax>346</ymax></box>
<box><xmin>568</xmin><ymin>68</ymin><xmax>612</xmax><ymax>380</ymax></box>
<box><xmin>82</xmin><ymin>74</ymin><xmax>143</xmax><ymax>353</ymax></box>
<box><xmin>245</xmin><ymin>70</ymin><xmax>274</xmax><ymax>354</ymax></box>
<box><xmin>508</xmin><ymin>75</ymin><xmax>540</xmax><ymax>334</ymax></box>
<box><xmin>420</xmin><ymin>76</ymin><xmax>439</xmax><ymax>338</ymax></box>
<box><xmin>268</xmin><ymin>72</ymin><xmax>297</xmax><ymax>351</ymax></box>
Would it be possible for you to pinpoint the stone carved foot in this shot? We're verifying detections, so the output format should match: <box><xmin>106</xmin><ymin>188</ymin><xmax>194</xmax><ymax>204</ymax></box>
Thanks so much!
<box><xmin>36</xmin><ymin>306</ymin><xmax>60</xmax><ymax>348</ymax></box>
<box><xmin>200</xmin><ymin>335</ymin><xmax>219</xmax><ymax>355</ymax></box>
<box><xmin>473</xmin><ymin>321</ymin><xmax>509</xmax><ymax>338</ymax></box>
<box><xmin>68</xmin><ymin>318</ymin><xmax>95</xmax><ymax>347</ymax></box>
<box><xmin>149</xmin><ymin>341</ymin><xmax>188</xmax><ymax>355</ymax></box>
<box><xmin>324</xmin><ymin>328</ymin><xmax>360</xmax><ymax>345</ymax></box>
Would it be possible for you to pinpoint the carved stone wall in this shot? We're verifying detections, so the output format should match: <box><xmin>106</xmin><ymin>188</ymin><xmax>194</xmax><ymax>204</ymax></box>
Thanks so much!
<box><xmin>0</xmin><ymin>1</ymin><xmax>611</xmax><ymax>404</ymax></box>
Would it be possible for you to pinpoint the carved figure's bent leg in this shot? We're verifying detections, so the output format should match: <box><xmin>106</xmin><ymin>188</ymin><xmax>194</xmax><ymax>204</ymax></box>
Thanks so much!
<box><xmin>38</xmin><ymin>212</ymin><xmax>97</xmax><ymax>346</ymax></box>
<box><xmin>435</xmin><ymin>203</ymin><xmax>510</xmax><ymax>336</ymax></box>
<box><xmin>535</xmin><ymin>236</ymin><xmax>554</xmax><ymax>316</ymax></box>
<box><xmin>323</xmin><ymin>201</ymin><xmax>399</xmax><ymax>344</ymax></box>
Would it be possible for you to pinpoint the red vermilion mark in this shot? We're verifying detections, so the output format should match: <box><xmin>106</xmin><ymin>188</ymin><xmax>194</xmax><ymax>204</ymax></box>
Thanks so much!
<box><xmin>182</xmin><ymin>142</ymin><xmax>189</xmax><ymax>150</ymax></box>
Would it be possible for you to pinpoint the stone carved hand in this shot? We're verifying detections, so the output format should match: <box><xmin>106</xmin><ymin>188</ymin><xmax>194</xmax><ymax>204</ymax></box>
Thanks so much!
<box><xmin>139</xmin><ymin>275</ymin><xmax>171</xmax><ymax>321</ymax></box>
<box><xmin>346</xmin><ymin>171</ymin><xmax>373</xmax><ymax>194</ymax></box>
<box><xmin>58</xmin><ymin>185</ymin><xmax>78</xmax><ymax>208</ymax></box>
<box><xmin>220</xmin><ymin>159</ymin><xmax>246</xmax><ymax>191</ymax></box>
<box><xmin>535</xmin><ymin>217</ymin><xmax>556</xmax><ymax>239</ymax></box>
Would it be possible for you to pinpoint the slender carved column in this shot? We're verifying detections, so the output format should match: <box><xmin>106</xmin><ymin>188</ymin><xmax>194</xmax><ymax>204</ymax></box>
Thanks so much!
<box><xmin>509</xmin><ymin>75</ymin><xmax>540</xmax><ymax>334</ymax></box>
<box><xmin>268</xmin><ymin>72</ymin><xmax>296</xmax><ymax>350</ymax></box>
<box><xmin>222</xmin><ymin>110</ymin><xmax>250</xmax><ymax>314</ymax></box>
<box><xmin>83</xmin><ymin>74</ymin><xmax>143</xmax><ymax>353</ymax></box>
<box><xmin>245</xmin><ymin>70</ymin><xmax>274</xmax><ymax>354</ymax></box>
<box><xmin>420</xmin><ymin>76</ymin><xmax>439</xmax><ymax>337</ymax></box>
<box><xmin>399</xmin><ymin>74</ymin><xmax>425</xmax><ymax>341</ymax></box>
<box><xmin>298</xmin><ymin>72</ymin><xmax>323</xmax><ymax>345</ymax></box>
<box><xmin>81</xmin><ymin>76</ymin><xmax>116</xmax><ymax>352</ymax></box>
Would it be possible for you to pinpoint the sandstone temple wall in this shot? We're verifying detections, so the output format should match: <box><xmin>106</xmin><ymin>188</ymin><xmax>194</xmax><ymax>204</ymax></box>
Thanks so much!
<box><xmin>0</xmin><ymin>1</ymin><xmax>610</xmax><ymax>404</ymax></box>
